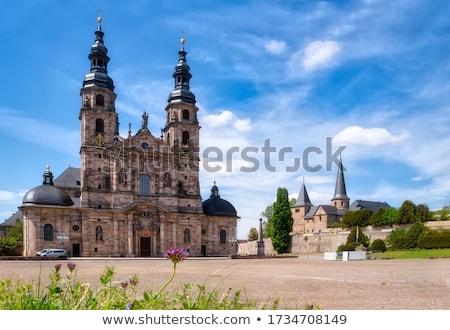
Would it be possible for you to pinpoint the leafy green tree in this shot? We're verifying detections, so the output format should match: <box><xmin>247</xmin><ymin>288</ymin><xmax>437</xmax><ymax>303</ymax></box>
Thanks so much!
<box><xmin>415</xmin><ymin>204</ymin><xmax>432</xmax><ymax>222</ymax></box>
<box><xmin>337</xmin><ymin>227</ymin><xmax>369</xmax><ymax>251</ymax></box>
<box><xmin>386</xmin><ymin>221</ymin><xmax>425</xmax><ymax>250</ymax></box>
<box><xmin>270</xmin><ymin>187</ymin><xmax>293</xmax><ymax>254</ymax></box>
<box><xmin>247</xmin><ymin>227</ymin><xmax>258</xmax><ymax>241</ymax></box>
<box><xmin>397</xmin><ymin>200</ymin><xmax>416</xmax><ymax>224</ymax></box>
<box><xmin>381</xmin><ymin>207</ymin><xmax>399</xmax><ymax>225</ymax></box>
<box><xmin>369</xmin><ymin>208</ymin><xmax>398</xmax><ymax>226</ymax></box>
<box><xmin>405</xmin><ymin>221</ymin><xmax>425</xmax><ymax>248</ymax></box>
<box><xmin>0</xmin><ymin>220</ymin><xmax>23</xmax><ymax>255</ymax></box>
<box><xmin>368</xmin><ymin>208</ymin><xmax>385</xmax><ymax>227</ymax></box>
<box><xmin>341</xmin><ymin>209</ymin><xmax>373</xmax><ymax>228</ymax></box>
<box><xmin>261</xmin><ymin>204</ymin><xmax>274</xmax><ymax>238</ymax></box>
<box><xmin>386</xmin><ymin>228</ymin><xmax>409</xmax><ymax>249</ymax></box>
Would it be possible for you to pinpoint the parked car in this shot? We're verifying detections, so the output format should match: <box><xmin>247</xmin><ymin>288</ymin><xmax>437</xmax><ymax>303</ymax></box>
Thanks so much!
<box><xmin>36</xmin><ymin>249</ymin><xmax>50</xmax><ymax>256</ymax></box>
<box><xmin>37</xmin><ymin>249</ymin><xmax>69</xmax><ymax>258</ymax></box>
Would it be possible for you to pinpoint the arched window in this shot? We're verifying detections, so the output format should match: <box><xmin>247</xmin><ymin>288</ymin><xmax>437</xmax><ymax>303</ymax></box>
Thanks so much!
<box><xmin>219</xmin><ymin>229</ymin><xmax>227</xmax><ymax>244</ymax></box>
<box><xmin>44</xmin><ymin>224</ymin><xmax>53</xmax><ymax>241</ymax></box>
<box><xmin>96</xmin><ymin>94</ymin><xmax>104</xmax><ymax>106</ymax></box>
<box><xmin>95</xmin><ymin>118</ymin><xmax>104</xmax><ymax>133</ymax></box>
<box><xmin>140</xmin><ymin>175</ymin><xmax>150</xmax><ymax>196</ymax></box>
<box><xmin>182</xmin><ymin>109</ymin><xmax>190</xmax><ymax>120</ymax></box>
<box><xmin>182</xmin><ymin>131</ymin><xmax>189</xmax><ymax>145</ymax></box>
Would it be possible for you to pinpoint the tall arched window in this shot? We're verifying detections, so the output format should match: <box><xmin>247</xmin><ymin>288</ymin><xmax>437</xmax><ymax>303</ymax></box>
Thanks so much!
<box><xmin>182</xmin><ymin>131</ymin><xmax>189</xmax><ymax>145</ymax></box>
<box><xmin>220</xmin><ymin>229</ymin><xmax>227</xmax><ymax>244</ymax></box>
<box><xmin>95</xmin><ymin>118</ymin><xmax>104</xmax><ymax>133</ymax></box>
<box><xmin>96</xmin><ymin>94</ymin><xmax>104</xmax><ymax>106</ymax></box>
<box><xmin>140</xmin><ymin>175</ymin><xmax>150</xmax><ymax>196</ymax></box>
<box><xmin>44</xmin><ymin>224</ymin><xmax>53</xmax><ymax>241</ymax></box>
<box><xmin>182</xmin><ymin>109</ymin><xmax>190</xmax><ymax>120</ymax></box>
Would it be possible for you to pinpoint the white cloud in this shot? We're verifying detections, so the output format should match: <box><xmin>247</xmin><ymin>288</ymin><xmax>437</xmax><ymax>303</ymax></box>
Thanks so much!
<box><xmin>264</xmin><ymin>39</ymin><xmax>287</xmax><ymax>55</ymax></box>
<box><xmin>334</xmin><ymin>125</ymin><xmax>409</xmax><ymax>146</ymax></box>
<box><xmin>201</xmin><ymin>110</ymin><xmax>252</xmax><ymax>132</ymax></box>
<box><xmin>301</xmin><ymin>40</ymin><xmax>341</xmax><ymax>72</ymax></box>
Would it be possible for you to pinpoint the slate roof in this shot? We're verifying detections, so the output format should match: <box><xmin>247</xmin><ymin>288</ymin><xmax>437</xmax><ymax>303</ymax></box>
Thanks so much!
<box><xmin>349</xmin><ymin>199</ymin><xmax>391</xmax><ymax>212</ymax></box>
<box><xmin>54</xmin><ymin>167</ymin><xmax>81</xmax><ymax>189</ymax></box>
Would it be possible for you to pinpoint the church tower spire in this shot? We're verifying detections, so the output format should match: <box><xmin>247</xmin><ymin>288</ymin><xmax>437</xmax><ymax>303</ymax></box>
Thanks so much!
<box><xmin>331</xmin><ymin>157</ymin><xmax>349</xmax><ymax>210</ymax></box>
<box><xmin>79</xmin><ymin>16</ymin><xmax>118</xmax><ymax>203</ymax></box>
<box><xmin>83</xmin><ymin>16</ymin><xmax>114</xmax><ymax>91</ymax></box>
<box><xmin>163</xmin><ymin>35</ymin><xmax>201</xmax><ymax>200</ymax></box>
<box><xmin>167</xmin><ymin>35</ymin><xmax>196</xmax><ymax>104</ymax></box>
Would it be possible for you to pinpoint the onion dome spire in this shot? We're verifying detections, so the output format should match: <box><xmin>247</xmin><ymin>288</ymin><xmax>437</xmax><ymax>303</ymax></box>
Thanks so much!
<box><xmin>168</xmin><ymin>35</ymin><xmax>196</xmax><ymax>104</ymax></box>
<box><xmin>83</xmin><ymin>16</ymin><xmax>115</xmax><ymax>91</ymax></box>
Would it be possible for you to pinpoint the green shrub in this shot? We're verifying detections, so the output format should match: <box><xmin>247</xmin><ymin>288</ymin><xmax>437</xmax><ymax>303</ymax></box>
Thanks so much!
<box><xmin>418</xmin><ymin>228</ymin><xmax>450</xmax><ymax>249</ymax></box>
<box><xmin>370</xmin><ymin>239</ymin><xmax>387</xmax><ymax>252</ymax></box>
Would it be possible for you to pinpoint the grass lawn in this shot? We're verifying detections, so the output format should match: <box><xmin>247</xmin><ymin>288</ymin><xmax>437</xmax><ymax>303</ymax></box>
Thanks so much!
<box><xmin>380</xmin><ymin>248</ymin><xmax>450</xmax><ymax>259</ymax></box>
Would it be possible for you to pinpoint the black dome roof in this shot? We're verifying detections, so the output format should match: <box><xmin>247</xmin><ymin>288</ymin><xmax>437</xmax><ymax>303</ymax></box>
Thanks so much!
<box><xmin>22</xmin><ymin>166</ymin><xmax>74</xmax><ymax>207</ymax></box>
<box><xmin>202</xmin><ymin>183</ymin><xmax>237</xmax><ymax>217</ymax></box>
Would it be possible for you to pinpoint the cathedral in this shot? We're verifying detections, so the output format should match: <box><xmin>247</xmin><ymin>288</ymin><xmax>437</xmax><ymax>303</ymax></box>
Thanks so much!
<box><xmin>19</xmin><ymin>17</ymin><xmax>239</xmax><ymax>257</ymax></box>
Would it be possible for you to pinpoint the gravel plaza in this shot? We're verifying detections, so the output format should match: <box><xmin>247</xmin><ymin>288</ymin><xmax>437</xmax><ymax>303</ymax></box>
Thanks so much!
<box><xmin>1</xmin><ymin>255</ymin><xmax>449</xmax><ymax>310</ymax></box>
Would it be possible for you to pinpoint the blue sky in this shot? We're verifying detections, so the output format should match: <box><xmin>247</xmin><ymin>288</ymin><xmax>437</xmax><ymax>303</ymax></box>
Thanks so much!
<box><xmin>1</xmin><ymin>0</ymin><xmax>450</xmax><ymax>239</ymax></box>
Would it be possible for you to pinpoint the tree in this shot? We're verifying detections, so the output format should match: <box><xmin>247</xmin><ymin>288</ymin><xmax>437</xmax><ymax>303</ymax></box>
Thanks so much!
<box><xmin>0</xmin><ymin>220</ymin><xmax>23</xmax><ymax>256</ymax></box>
<box><xmin>397</xmin><ymin>200</ymin><xmax>416</xmax><ymax>224</ymax></box>
<box><xmin>247</xmin><ymin>227</ymin><xmax>258</xmax><ymax>241</ymax></box>
<box><xmin>386</xmin><ymin>221</ymin><xmax>425</xmax><ymax>250</ymax></box>
<box><xmin>341</xmin><ymin>209</ymin><xmax>373</xmax><ymax>228</ymax></box>
<box><xmin>415</xmin><ymin>204</ymin><xmax>432</xmax><ymax>222</ymax></box>
<box><xmin>261</xmin><ymin>204</ymin><xmax>274</xmax><ymax>238</ymax></box>
<box><xmin>270</xmin><ymin>187</ymin><xmax>293</xmax><ymax>254</ymax></box>
<box><xmin>337</xmin><ymin>227</ymin><xmax>369</xmax><ymax>252</ymax></box>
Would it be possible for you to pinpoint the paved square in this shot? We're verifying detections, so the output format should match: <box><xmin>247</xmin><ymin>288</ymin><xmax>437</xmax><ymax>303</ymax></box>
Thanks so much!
<box><xmin>1</xmin><ymin>255</ymin><xmax>449</xmax><ymax>309</ymax></box>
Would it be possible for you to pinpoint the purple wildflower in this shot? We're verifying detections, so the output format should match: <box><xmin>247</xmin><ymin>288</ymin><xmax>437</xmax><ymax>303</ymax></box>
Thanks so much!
<box><xmin>164</xmin><ymin>247</ymin><xmax>188</xmax><ymax>264</ymax></box>
<box><xmin>129</xmin><ymin>275</ymin><xmax>139</xmax><ymax>287</ymax></box>
<box><xmin>54</xmin><ymin>264</ymin><xmax>62</xmax><ymax>272</ymax></box>
<box><xmin>67</xmin><ymin>262</ymin><xmax>76</xmax><ymax>272</ymax></box>
<box><xmin>120</xmin><ymin>280</ymin><xmax>129</xmax><ymax>289</ymax></box>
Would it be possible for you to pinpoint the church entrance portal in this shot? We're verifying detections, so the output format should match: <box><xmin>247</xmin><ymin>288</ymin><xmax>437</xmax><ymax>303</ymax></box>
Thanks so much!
<box><xmin>140</xmin><ymin>237</ymin><xmax>151</xmax><ymax>257</ymax></box>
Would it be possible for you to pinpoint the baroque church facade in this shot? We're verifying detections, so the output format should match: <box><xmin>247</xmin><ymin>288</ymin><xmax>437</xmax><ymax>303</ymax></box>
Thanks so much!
<box><xmin>19</xmin><ymin>18</ymin><xmax>239</xmax><ymax>257</ymax></box>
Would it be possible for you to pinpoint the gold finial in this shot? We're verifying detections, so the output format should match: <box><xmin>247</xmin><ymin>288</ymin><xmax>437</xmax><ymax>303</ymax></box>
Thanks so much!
<box><xmin>213</xmin><ymin>180</ymin><xmax>216</xmax><ymax>185</ymax></box>
<box><xmin>46</xmin><ymin>164</ymin><xmax>50</xmax><ymax>170</ymax></box>
<box><xmin>97</xmin><ymin>16</ymin><xmax>102</xmax><ymax>23</ymax></box>
<box><xmin>180</xmin><ymin>29</ymin><xmax>186</xmax><ymax>49</ymax></box>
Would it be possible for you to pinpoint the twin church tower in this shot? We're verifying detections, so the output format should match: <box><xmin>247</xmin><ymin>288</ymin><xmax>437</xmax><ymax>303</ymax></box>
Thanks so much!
<box><xmin>20</xmin><ymin>17</ymin><xmax>238</xmax><ymax>257</ymax></box>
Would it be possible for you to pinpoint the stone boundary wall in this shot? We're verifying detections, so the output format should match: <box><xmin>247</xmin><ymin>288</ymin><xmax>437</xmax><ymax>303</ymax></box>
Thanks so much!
<box><xmin>237</xmin><ymin>221</ymin><xmax>450</xmax><ymax>255</ymax></box>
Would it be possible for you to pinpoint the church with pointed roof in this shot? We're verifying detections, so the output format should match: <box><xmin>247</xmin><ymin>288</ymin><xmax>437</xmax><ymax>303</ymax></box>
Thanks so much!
<box><xmin>291</xmin><ymin>158</ymin><xmax>390</xmax><ymax>235</ymax></box>
<box><xmin>19</xmin><ymin>17</ymin><xmax>238</xmax><ymax>257</ymax></box>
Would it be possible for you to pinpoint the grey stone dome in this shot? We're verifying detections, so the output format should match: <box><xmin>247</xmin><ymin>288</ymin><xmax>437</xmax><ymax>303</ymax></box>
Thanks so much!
<box><xmin>202</xmin><ymin>183</ymin><xmax>237</xmax><ymax>217</ymax></box>
<box><xmin>22</xmin><ymin>166</ymin><xmax>74</xmax><ymax>207</ymax></box>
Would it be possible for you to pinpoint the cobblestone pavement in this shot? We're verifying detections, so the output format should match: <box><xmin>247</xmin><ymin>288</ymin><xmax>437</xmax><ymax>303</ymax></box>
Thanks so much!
<box><xmin>1</xmin><ymin>255</ymin><xmax>449</xmax><ymax>310</ymax></box>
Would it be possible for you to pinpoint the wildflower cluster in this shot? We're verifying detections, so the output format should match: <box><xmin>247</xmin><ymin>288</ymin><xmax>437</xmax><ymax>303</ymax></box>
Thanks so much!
<box><xmin>0</xmin><ymin>247</ymin><xmax>277</xmax><ymax>310</ymax></box>
<box><xmin>164</xmin><ymin>247</ymin><xmax>189</xmax><ymax>264</ymax></box>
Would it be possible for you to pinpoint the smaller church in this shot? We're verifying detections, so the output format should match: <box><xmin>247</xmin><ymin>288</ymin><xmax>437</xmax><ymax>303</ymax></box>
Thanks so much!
<box><xmin>291</xmin><ymin>159</ymin><xmax>390</xmax><ymax>235</ymax></box>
